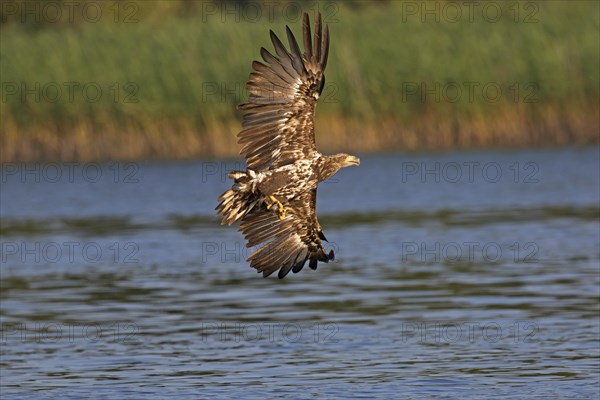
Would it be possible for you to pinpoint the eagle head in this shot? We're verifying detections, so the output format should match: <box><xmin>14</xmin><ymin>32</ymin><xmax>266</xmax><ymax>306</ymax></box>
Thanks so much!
<box><xmin>338</xmin><ymin>153</ymin><xmax>361</xmax><ymax>168</ymax></box>
<box><xmin>316</xmin><ymin>153</ymin><xmax>360</xmax><ymax>183</ymax></box>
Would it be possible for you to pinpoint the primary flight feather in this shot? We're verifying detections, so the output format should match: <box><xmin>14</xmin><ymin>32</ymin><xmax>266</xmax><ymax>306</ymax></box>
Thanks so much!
<box><xmin>216</xmin><ymin>12</ymin><xmax>360</xmax><ymax>279</ymax></box>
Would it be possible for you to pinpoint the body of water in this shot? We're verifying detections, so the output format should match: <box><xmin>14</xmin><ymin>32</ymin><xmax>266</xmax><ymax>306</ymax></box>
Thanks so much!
<box><xmin>1</xmin><ymin>147</ymin><xmax>599</xmax><ymax>398</ymax></box>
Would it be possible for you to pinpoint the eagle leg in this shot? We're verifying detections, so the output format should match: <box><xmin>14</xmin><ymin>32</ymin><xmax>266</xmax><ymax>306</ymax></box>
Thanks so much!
<box><xmin>266</xmin><ymin>195</ymin><xmax>286</xmax><ymax>220</ymax></box>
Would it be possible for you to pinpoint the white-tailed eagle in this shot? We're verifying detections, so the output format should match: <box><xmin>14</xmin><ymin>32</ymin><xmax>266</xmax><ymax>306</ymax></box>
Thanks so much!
<box><xmin>216</xmin><ymin>12</ymin><xmax>360</xmax><ymax>278</ymax></box>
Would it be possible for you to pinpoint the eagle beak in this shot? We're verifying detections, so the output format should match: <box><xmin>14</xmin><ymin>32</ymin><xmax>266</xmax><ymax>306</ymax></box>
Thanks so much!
<box><xmin>343</xmin><ymin>155</ymin><xmax>360</xmax><ymax>167</ymax></box>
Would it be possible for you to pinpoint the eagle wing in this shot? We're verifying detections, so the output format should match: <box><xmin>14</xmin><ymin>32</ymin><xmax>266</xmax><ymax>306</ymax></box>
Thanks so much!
<box><xmin>240</xmin><ymin>189</ymin><xmax>333</xmax><ymax>279</ymax></box>
<box><xmin>238</xmin><ymin>12</ymin><xmax>329</xmax><ymax>170</ymax></box>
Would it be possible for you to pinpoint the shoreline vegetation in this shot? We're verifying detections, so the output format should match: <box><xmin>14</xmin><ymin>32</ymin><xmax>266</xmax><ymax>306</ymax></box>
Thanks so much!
<box><xmin>1</xmin><ymin>1</ymin><xmax>598</xmax><ymax>162</ymax></box>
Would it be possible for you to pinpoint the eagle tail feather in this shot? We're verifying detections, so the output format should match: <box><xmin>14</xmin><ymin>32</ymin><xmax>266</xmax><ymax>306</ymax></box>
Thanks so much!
<box><xmin>216</xmin><ymin>170</ymin><xmax>259</xmax><ymax>226</ymax></box>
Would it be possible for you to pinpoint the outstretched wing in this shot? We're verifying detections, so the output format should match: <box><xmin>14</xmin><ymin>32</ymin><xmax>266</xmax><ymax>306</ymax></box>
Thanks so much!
<box><xmin>238</xmin><ymin>12</ymin><xmax>329</xmax><ymax>171</ymax></box>
<box><xmin>239</xmin><ymin>189</ymin><xmax>334</xmax><ymax>279</ymax></box>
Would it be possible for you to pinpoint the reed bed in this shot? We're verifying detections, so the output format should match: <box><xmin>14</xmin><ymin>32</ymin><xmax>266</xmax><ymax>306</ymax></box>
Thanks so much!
<box><xmin>1</xmin><ymin>1</ymin><xmax>598</xmax><ymax>161</ymax></box>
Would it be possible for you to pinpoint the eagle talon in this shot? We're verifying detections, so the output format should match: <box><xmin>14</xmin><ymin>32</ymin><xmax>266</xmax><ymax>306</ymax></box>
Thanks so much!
<box><xmin>266</xmin><ymin>195</ymin><xmax>286</xmax><ymax>220</ymax></box>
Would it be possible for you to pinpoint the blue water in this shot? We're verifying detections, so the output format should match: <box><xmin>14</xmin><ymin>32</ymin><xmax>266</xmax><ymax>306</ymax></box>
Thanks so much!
<box><xmin>1</xmin><ymin>147</ymin><xmax>599</xmax><ymax>399</ymax></box>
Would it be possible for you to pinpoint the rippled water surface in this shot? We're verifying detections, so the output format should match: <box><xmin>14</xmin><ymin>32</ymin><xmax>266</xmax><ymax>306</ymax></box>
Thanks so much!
<box><xmin>1</xmin><ymin>148</ymin><xmax>599</xmax><ymax>399</ymax></box>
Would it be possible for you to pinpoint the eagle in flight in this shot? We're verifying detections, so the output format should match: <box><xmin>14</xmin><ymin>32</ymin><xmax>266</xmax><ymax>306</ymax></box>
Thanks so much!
<box><xmin>216</xmin><ymin>12</ymin><xmax>360</xmax><ymax>278</ymax></box>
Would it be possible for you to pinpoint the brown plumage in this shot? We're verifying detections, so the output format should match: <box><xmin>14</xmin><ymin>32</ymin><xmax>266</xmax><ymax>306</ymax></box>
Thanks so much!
<box><xmin>216</xmin><ymin>12</ymin><xmax>360</xmax><ymax>279</ymax></box>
